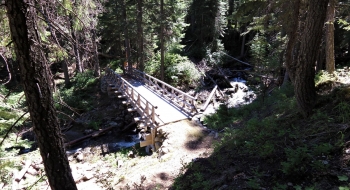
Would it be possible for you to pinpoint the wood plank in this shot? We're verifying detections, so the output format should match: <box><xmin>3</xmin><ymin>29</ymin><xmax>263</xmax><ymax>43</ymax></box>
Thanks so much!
<box><xmin>140</xmin><ymin>140</ymin><xmax>152</xmax><ymax>147</ymax></box>
<box><xmin>201</xmin><ymin>85</ymin><xmax>218</xmax><ymax>111</ymax></box>
<box><xmin>127</xmin><ymin>108</ymin><xmax>137</xmax><ymax>112</ymax></box>
<box><xmin>15</xmin><ymin>160</ymin><xmax>31</xmax><ymax>182</ymax></box>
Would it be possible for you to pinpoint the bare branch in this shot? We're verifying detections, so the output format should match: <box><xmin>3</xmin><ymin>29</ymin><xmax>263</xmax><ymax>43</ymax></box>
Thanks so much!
<box><xmin>0</xmin><ymin>53</ymin><xmax>11</xmax><ymax>85</ymax></box>
<box><xmin>0</xmin><ymin>112</ymin><xmax>29</xmax><ymax>147</ymax></box>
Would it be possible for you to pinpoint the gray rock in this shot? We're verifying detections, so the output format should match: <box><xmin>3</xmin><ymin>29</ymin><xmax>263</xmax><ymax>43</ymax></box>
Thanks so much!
<box><xmin>117</xmin><ymin>160</ymin><xmax>124</xmax><ymax>168</ymax></box>
<box><xmin>82</xmin><ymin>172</ymin><xmax>94</xmax><ymax>181</ymax></box>
<box><xmin>76</xmin><ymin>153</ymin><xmax>84</xmax><ymax>162</ymax></box>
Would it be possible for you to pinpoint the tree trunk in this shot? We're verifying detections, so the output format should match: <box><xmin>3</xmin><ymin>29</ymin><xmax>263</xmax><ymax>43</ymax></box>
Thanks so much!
<box><xmin>92</xmin><ymin>29</ymin><xmax>100</xmax><ymax>77</ymax></box>
<box><xmin>160</xmin><ymin>0</ymin><xmax>165</xmax><ymax>81</ymax></box>
<box><xmin>294</xmin><ymin>0</ymin><xmax>329</xmax><ymax>117</ymax></box>
<box><xmin>122</xmin><ymin>0</ymin><xmax>132</xmax><ymax>73</ymax></box>
<box><xmin>325</xmin><ymin>0</ymin><xmax>336</xmax><ymax>73</ymax></box>
<box><xmin>137</xmin><ymin>0</ymin><xmax>144</xmax><ymax>71</ymax></box>
<box><xmin>69</xmin><ymin>15</ymin><xmax>83</xmax><ymax>73</ymax></box>
<box><xmin>62</xmin><ymin>60</ymin><xmax>71</xmax><ymax>86</ymax></box>
<box><xmin>284</xmin><ymin>0</ymin><xmax>301</xmax><ymax>82</ymax></box>
<box><xmin>316</xmin><ymin>40</ymin><xmax>326</xmax><ymax>72</ymax></box>
<box><xmin>5</xmin><ymin>1</ymin><xmax>77</xmax><ymax>189</ymax></box>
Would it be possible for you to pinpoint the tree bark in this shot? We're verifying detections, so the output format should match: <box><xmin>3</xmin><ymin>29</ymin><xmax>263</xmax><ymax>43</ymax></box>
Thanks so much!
<box><xmin>160</xmin><ymin>0</ymin><xmax>165</xmax><ymax>81</ymax></box>
<box><xmin>62</xmin><ymin>60</ymin><xmax>71</xmax><ymax>86</ymax></box>
<box><xmin>122</xmin><ymin>0</ymin><xmax>132</xmax><ymax>73</ymax></box>
<box><xmin>137</xmin><ymin>0</ymin><xmax>144</xmax><ymax>71</ymax></box>
<box><xmin>92</xmin><ymin>29</ymin><xmax>100</xmax><ymax>77</ymax></box>
<box><xmin>284</xmin><ymin>0</ymin><xmax>301</xmax><ymax>82</ymax></box>
<box><xmin>69</xmin><ymin>14</ymin><xmax>83</xmax><ymax>73</ymax></box>
<box><xmin>294</xmin><ymin>0</ymin><xmax>329</xmax><ymax>117</ymax></box>
<box><xmin>325</xmin><ymin>0</ymin><xmax>336</xmax><ymax>73</ymax></box>
<box><xmin>5</xmin><ymin>1</ymin><xmax>77</xmax><ymax>189</ymax></box>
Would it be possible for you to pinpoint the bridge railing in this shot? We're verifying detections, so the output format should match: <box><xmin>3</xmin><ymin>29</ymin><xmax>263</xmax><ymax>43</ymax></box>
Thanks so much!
<box><xmin>129</xmin><ymin>68</ymin><xmax>198</xmax><ymax>115</ymax></box>
<box><xmin>105</xmin><ymin>68</ymin><xmax>160</xmax><ymax>127</ymax></box>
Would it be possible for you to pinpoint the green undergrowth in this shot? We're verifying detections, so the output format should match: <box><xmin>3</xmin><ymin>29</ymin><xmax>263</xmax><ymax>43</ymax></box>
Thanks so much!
<box><xmin>0</xmin><ymin>86</ymin><xmax>34</xmax><ymax>186</ymax></box>
<box><xmin>55</xmin><ymin>70</ymin><xmax>99</xmax><ymax>114</ymax></box>
<box><xmin>172</xmin><ymin>83</ymin><xmax>350</xmax><ymax>189</ymax></box>
<box><xmin>0</xmin><ymin>86</ymin><xmax>27</xmax><ymax>137</ymax></box>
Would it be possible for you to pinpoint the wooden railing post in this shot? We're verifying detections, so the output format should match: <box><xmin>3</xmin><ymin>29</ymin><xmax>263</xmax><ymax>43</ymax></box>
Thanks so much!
<box><xmin>182</xmin><ymin>94</ymin><xmax>186</xmax><ymax>108</ymax></box>
<box><xmin>137</xmin><ymin>94</ymin><xmax>140</xmax><ymax>107</ymax></box>
<box><xmin>131</xmin><ymin>88</ymin><xmax>134</xmax><ymax>100</ymax></box>
<box><xmin>151</xmin><ymin>106</ymin><xmax>155</xmax><ymax>123</ymax></box>
<box><xmin>145</xmin><ymin>102</ymin><xmax>149</xmax><ymax>117</ymax></box>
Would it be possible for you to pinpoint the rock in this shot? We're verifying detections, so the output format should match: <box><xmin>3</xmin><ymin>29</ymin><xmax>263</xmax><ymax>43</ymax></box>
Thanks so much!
<box><xmin>26</xmin><ymin>167</ymin><xmax>38</xmax><ymax>176</ymax></box>
<box><xmin>76</xmin><ymin>153</ymin><xmax>84</xmax><ymax>162</ymax></box>
<box><xmin>117</xmin><ymin>160</ymin><xmax>124</xmax><ymax>168</ymax></box>
<box><xmin>82</xmin><ymin>172</ymin><xmax>94</xmax><ymax>181</ymax></box>
<box><xmin>345</xmin><ymin>149</ymin><xmax>350</xmax><ymax>154</ymax></box>
<box><xmin>109</xmin><ymin>121</ymin><xmax>118</xmax><ymax>127</ymax></box>
<box><xmin>84</xmin><ymin>129</ymin><xmax>94</xmax><ymax>135</ymax></box>
<box><xmin>71</xmin><ymin>170</ymin><xmax>83</xmax><ymax>182</ymax></box>
<box><xmin>162</xmin><ymin>147</ymin><xmax>170</xmax><ymax>154</ymax></box>
<box><xmin>127</xmin><ymin>150</ymin><xmax>135</xmax><ymax>158</ymax></box>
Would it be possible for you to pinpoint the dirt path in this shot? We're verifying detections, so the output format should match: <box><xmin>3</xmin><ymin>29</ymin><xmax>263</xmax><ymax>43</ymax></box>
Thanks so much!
<box><xmin>70</xmin><ymin>119</ymin><xmax>216</xmax><ymax>190</ymax></box>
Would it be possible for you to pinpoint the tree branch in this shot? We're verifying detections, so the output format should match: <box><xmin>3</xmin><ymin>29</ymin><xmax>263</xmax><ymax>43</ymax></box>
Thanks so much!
<box><xmin>0</xmin><ymin>53</ymin><xmax>11</xmax><ymax>85</ymax></box>
<box><xmin>0</xmin><ymin>112</ymin><xmax>29</xmax><ymax>147</ymax></box>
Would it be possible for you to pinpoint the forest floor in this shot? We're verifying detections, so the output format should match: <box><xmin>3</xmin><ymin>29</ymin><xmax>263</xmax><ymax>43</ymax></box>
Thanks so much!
<box><xmin>3</xmin><ymin>68</ymin><xmax>350</xmax><ymax>190</ymax></box>
<box><xmin>71</xmin><ymin>119</ymin><xmax>217</xmax><ymax>190</ymax></box>
<box><xmin>2</xmin><ymin>84</ymin><xmax>219</xmax><ymax>190</ymax></box>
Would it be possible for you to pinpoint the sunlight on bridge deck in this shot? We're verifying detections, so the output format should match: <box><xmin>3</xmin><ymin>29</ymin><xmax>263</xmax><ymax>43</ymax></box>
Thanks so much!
<box><xmin>126</xmin><ymin>78</ymin><xmax>191</xmax><ymax>125</ymax></box>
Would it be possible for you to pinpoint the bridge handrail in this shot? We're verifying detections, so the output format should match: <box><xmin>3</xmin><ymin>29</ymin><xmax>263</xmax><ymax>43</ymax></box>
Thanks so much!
<box><xmin>130</xmin><ymin>68</ymin><xmax>197</xmax><ymax>114</ymax></box>
<box><xmin>105</xmin><ymin>68</ymin><xmax>160</xmax><ymax>126</ymax></box>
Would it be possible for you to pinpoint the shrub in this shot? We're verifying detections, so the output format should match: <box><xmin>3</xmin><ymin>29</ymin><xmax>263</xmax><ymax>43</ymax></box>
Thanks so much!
<box><xmin>145</xmin><ymin>52</ymin><xmax>200</xmax><ymax>88</ymax></box>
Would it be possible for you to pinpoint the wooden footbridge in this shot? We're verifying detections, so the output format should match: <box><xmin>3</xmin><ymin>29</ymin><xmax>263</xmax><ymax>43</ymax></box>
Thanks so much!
<box><xmin>103</xmin><ymin>68</ymin><xmax>198</xmax><ymax>151</ymax></box>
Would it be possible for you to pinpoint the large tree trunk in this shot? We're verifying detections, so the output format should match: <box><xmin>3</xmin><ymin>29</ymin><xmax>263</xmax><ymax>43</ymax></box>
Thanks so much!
<box><xmin>137</xmin><ymin>0</ymin><xmax>144</xmax><ymax>71</ymax></box>
<box><xmin>92</xmin><ymin>29</ymin><xmax>100</xmax><ymax>77</ymax></box>
<box><xmin>62</xmin><ymin>60</ymin><xmax>71</xmax><ymax>86</ymax></box>
<box><xmin>69</xmin><ymin>15</ymin><xmax>83</xmax><ymax>73</ymax></box>
<box><xmin>122</xmin><ymin>0</ymin><xmax>132</xmax><ymax>73</ymax></box>
<box><xmin>5</xmin><ymin>1</ymin><xmax>77</xmax><ymax>189</ymax></box>
<box><xmin>160</xmin><ymin>0</ymin><xmax>165</xmax><ymax>81</ymax></box>
<box><xmin>284</xmin><ymin>0</ymin><xmax>301</xmax><ymax>82</ymax></box>
<box><xmin>325</xmin><ymin>0</ymin><xmax>336</xmax><ymax>73</ymax></box>
<box><xmin>294</xmin><ymin>0</ymin><xmax>329</xmax><ymax>117</ymax></box>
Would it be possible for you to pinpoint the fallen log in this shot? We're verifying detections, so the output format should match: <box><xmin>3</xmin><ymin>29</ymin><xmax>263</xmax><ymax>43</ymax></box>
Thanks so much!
<box><xmin>64</xmin><ymin>126</ymin><xmax>115</xmax><ymax>147</ymax></box>
<box><xmin>15</xmin><ymin>160</ymin><xmax>32</xmax><ymax>182</ymax></box>
<box><xmin>216</xmin><ymin>66</ymin><xmax>233</xmax><ymax>88</ymax></box>
<box><xmin>201</xmin><ymin>85</ymin><xmax>218</xmax><ymax>111</ymax></box>
<box><xmin>206</xmin><ymin>73</ymin><xmax>224</xmax><ymax>97</ymax></box>
<box><xmin>121</xmin><ymin>121</ymin><xmax>136</xmax><ymax>131</ymax></box>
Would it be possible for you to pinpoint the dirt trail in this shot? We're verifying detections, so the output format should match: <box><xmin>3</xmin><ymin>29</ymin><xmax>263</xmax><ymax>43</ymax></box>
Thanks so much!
<box><xmin>68</xmin><ymin>119</ymin><xmax>216</xmax><ymax>190</ymax></box>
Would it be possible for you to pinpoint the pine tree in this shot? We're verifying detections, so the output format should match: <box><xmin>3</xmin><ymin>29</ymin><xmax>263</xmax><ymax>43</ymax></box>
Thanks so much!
<box><xmin>5</xmin><ymin>0</ymin><xmax>77</xmax><ymax>189</ymax></box>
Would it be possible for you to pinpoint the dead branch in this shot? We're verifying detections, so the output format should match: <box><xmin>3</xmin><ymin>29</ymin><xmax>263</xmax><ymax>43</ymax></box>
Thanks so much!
<box><xmin>15</xmin><ymin>160</ymin><xmax>32</xmax><ymax>182</ymax></box>
<box><xmin>27</xmin><ymin>173</ymin><xmax>46</xmax><ymax>190</ymax></box>
<box><xmin>0</xmin><ymin>111</ymin><xmax>29</xmax><ymax>147</ymax></box>
<box><xmin>64</xmin><ymin>126</ymin><xmax>115</xmax><ymax>147</ymax></box>
<box><xmin>18</xmin><ymin>93</ymin><xmax>25</xmax><ymax>103</ymax></box>
<box><xmin>215</xmin><ymin>65</ymin><xmax>233</xmax><ymax>88</ymax></box>
<box><xmin>0</xmin><ymin>53</ymin><xmax>11</xmax><ymax>85</ymax></box>
<box><xmin>56</xmin><ymin>97</ymin><xmax>81</xmax><ymax>116</ymax></box>
<box><xmin>57</xmin><ymin>111</ymin><xmax>76</xmax><ymax>122</ymax></box>
<box><xmin>201</xmin><ymin>85</ymin><xmax>218</xmax><ymax>111</ymax></box>
<box><xmin>121</xmin><ymin>121</ymin><xmax>136</xmax><ymax>131</ymax></box>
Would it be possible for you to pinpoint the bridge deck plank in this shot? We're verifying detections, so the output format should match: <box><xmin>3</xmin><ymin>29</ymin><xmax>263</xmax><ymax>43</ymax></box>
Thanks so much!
<box><xmin>126</xmin><ymin>78</ymin><xmax>190</xmax><ymax>125</ymax></box>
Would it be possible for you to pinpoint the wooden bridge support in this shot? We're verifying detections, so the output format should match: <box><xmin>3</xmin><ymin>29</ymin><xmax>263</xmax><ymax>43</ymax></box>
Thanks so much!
<box><xmin>104</xmin><ymin>68</ymin><xmax>162</xmax><ymax>152</ymax></box>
